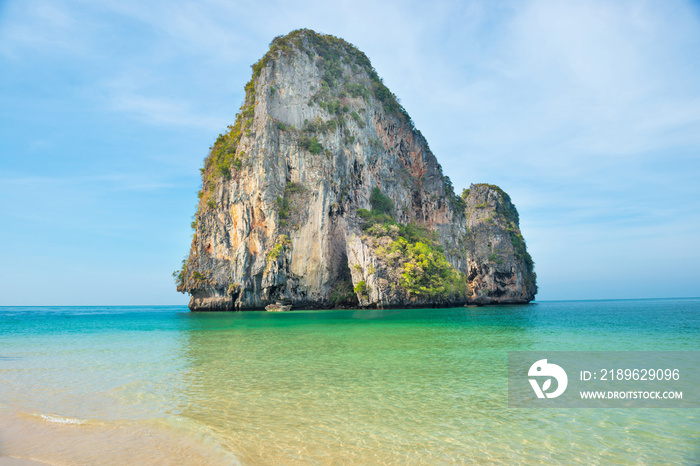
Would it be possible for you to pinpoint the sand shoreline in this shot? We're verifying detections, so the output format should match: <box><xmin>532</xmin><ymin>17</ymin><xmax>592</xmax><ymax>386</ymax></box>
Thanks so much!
<box><xmin>0</xmin><ymin>410</ymin><xmax>237</xmax><ymax>465</ymax></box>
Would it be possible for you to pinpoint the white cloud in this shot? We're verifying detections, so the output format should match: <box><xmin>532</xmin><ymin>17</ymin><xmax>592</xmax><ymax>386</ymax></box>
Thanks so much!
<box><xmin>448</xmin><ymin>0</ymin><xmax>700</xmax><ymax>160</ymax></box>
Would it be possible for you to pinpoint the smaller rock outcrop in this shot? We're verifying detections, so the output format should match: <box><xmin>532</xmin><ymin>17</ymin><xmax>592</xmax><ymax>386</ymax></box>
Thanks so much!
<box><xmin>461</xmin><ymin>184</ymin><xmax>537</xmax><ymax>304</ymax></box>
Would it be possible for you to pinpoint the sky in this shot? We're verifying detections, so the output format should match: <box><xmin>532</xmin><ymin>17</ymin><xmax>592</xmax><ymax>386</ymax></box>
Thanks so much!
<box><xmin>1</xmin><ymin>0</ymin><xmax>699</xmax><ymax>305</ymax></box>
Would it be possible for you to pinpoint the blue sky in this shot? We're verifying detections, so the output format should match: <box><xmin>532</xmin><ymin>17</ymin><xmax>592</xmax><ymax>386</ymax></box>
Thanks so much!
<box><xmin>1</xmin><ymin>0</ymin><xmax>699</xmax><ymax>305</ymax></box>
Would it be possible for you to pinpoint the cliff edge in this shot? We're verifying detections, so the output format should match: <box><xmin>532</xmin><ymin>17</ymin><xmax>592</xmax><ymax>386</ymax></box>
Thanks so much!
<box><xmin>174</xmin><ymin>29</ymin><xmax>537</xmax><ymax>310</ymax></box>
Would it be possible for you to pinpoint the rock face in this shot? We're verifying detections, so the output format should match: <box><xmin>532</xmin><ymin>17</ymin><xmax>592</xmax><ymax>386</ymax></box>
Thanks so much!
<box><xmin>174</xmin><ymin>29</ymin><xmax>537</xmax><ymax>311</ymax></box>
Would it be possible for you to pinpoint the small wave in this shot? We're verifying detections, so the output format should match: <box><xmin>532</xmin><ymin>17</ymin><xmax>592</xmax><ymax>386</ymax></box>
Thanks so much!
<box><xmin>2</xmin><ymin>456</ymin><xmax>55</xmax><ymax>465</ymax></box>
<box><xmin>39</xmin><ymin>414</ymin><xmax>88</xmax><ymax>425</ymax></box>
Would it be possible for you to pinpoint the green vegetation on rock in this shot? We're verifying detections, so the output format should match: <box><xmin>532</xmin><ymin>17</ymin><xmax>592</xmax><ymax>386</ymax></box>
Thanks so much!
<box><xmin>266</xmin><ymin>235</ymin><xmax>291</xmax><ymax>268</ymax></box>
<box><xmin>299</xmin><ymin>136</ymin><xmax>323</xmax><ymax>154</ymax></box>
<box><xmin>350</xmin><ymin>110</ymin><xmax>366</xmax><ymax>128</ymax></box>
<box><xmin>358</xmin><ymin>188</ymin><xmax>469</xmax><ymax>301</ymax></box>
<box><xmin>202</xmin><ymin>82</ymin><xmax>255</xmax><ymax>185</ymax></box>
<box><xmin>353</xmin><ymin>280</ymin><xmax>368</xmax><ymax>296</ymax></box>
<box><xmin>172</xmin><ymin>259</ymin><xmax>187</xmax><ymax>289</ymax></box>
<box><xmin>369</xmin><ymin>186</ymin><xmax>394</xmax><ymax>215</ymax></box>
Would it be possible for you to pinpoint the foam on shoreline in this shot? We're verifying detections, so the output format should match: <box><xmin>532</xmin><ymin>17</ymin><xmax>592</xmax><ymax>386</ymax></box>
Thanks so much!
<box><xmin>38</xmin><ymin>414</ymin><xmax>88</xmax><ymax>425</ymax></box>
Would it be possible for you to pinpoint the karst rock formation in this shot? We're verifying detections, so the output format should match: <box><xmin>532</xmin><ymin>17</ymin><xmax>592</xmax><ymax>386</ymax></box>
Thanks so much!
<box><xmin>175</xmin><ymin>29</ymin><xmax>537</xmax><ymax>311</ymax></box>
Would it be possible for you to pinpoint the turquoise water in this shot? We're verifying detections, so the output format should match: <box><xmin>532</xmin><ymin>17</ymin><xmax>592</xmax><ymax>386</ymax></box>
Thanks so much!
<box><xmin>1</xmin><ymin>299</ymin><xmax>699</xmax><ymax>464</ymax></box>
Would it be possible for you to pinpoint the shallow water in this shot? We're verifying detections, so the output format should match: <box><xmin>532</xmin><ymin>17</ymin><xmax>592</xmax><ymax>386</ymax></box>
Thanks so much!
<box><xmin>1</xmin><ymin>300</ymin><xmax>698</xmax><ymax>464</ymax></box>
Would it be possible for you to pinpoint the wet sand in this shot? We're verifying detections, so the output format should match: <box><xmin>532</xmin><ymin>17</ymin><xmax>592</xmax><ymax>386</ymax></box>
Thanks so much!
<box><xmin>0</xmin><ymin>410</ymin><xmax>236</xmax><ymax>465</ymax></box>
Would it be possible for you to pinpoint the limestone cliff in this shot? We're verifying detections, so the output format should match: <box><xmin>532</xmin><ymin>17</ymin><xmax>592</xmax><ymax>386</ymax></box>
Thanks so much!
<box><xmin>174</xmin><ymin>29</ymin><xmax>537</xmax><ymax>311</ymax></box>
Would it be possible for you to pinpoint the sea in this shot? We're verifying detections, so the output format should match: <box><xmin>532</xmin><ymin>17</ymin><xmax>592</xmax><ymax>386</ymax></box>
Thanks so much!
<box><xmin>1</xmin><ymin>299</ymin><xmax>698</xmax><ymax>464</ymax></box>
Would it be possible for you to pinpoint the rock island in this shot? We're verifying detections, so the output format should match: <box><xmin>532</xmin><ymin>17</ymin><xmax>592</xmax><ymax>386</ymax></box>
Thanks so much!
<box><xmin>174</xmin><ymin>29</ymin><xmax>537</xmax><ymax>311</ymax></box>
